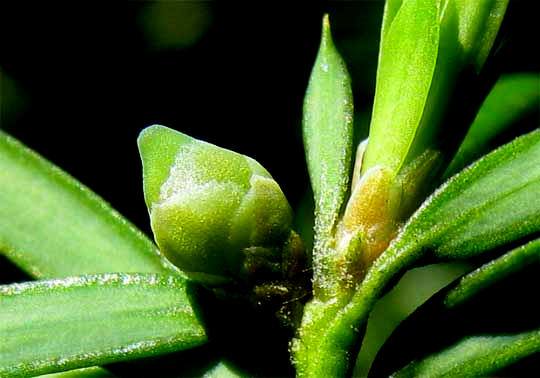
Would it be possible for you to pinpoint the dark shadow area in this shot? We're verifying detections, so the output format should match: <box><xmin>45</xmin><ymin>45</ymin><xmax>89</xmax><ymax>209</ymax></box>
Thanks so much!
<box><xmin>370</xmin><ymin>255</ymin><xmax>540</xmax><ymax>377</ymax></box>
<box><xmin>0</xmin><ymin>254</ymin><xmax>33</xmax><ymax>284</ymax></box>
<box><xmin>190</xmin><ymin>282</ymin><xmax>296</xmax><ymax>377</ymax></box>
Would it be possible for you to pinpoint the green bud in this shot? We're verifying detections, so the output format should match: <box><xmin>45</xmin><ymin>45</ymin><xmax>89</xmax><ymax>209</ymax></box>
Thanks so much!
<box><xmin>137</xmin><ymin>125</ymin><xmax>296</xmax><ymax>287</ymax></box>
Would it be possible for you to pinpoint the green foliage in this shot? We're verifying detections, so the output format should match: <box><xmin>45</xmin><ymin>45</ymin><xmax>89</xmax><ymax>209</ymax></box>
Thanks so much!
<box><xmin>392</xmin><ymin>329</ymin><xmax>540</xmax><ymax>377</ymax></box>
<box><xmin>0</xmin><ymin>273</ymin><xmax>206</xmax><ymax>377</ymax></box>
<box><xmin>302</xmin><ymin>15</ymin><xmax>354</xmax><ymax>299</ymax></box>
<box><xmin>201</xmin><ymin>361</ymin><xmax>248</xmax><ymax>378</ymax></box>
<box><xmin>292</xmin><ymin>129</ymin><xmax>540</xmax><ymax>376</ymax></box>
<box><xmin>40</xmin><ymin>367</ymin><xmax>115</xmax><ymax>378</ymax></box>
<box><xmin>365</xmin><ymin>0</ymin><xmax>511</xmax><ymax>175</ymax></box>
<box><xmin>362</xmin><ymin>0</ymin><xmax>440</xmax><ymax>174</ymax></box>
<box><xmin>0</xmin><ymin>1</ymin><xmax>538</xmax><ymax>377</ymax></box>
<box><xmin>445</xmin><ymin>237</ymin><xmax>540</xmax><ymax>308</ymax></box>
<box><xmin>360</xmin><ymin>0</ymin><xmax>509</xmax><ymax>230</ymax></box>
<box><xmin>444</xmin><ymin>72</ymin><xmax>540</xmax><ymax>178</ymax></box>
<box><xmin>368</xmin><ymin>128</ymin><xmax>540</xmax><ymax>317</ymax></box>
<box><xmin>395</xmin><ymin>129</ymin><xmax>540</xmax><ymax>261</ymax></box>
<box><xmin>0</xmin><ymin>130</ymin><xmax>174</xmax><ymax>279</ymax></box>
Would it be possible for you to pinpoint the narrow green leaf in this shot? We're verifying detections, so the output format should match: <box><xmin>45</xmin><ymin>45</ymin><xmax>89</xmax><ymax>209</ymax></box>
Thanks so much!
<box><xmin>450</xmin><ymin>0</ymin><xmax>510</xmax><ymax>73</ymax></box>
<box><xmin>303</xmin><ymin>14</ymin><xmax>353</xmax><ymax>225</ymax></box>
<box><xmin>400</xmin><ymin>0</ymin><xmax>509</xmax><ymax>174</ymax></box>
<box><xmin>445</xmin><ymin>237</ymin><xmax>540</xmax><ymax>308</ymax></box>
<box><xmin>361</xmin><ymin>0</ymin><xmax>440</xmax><ymax>174</ymax></box>
<box><xmin>379</xmin><ymin>0</ymin><xmax>402</xmax><ymax>44</ymax></box>
<box><xmin>363</xmin><ymin>0</ymin><xmax>509</xmax><ymax>186</ymax></box>
<box><xmin>409</xmin><ymin>129</ymin><xmax>540</xmax><ymax>259</ymax></box>
<box><xmin>444</xmin><ymin>73</ymin><xmax>540</xmax><ymax>178</ymax></box>
<box><xmin>392</xmin><ymin>329</ymin><xmax>540</xmax><ymax>377</ymax></box>
<box><xmin>0</xmin><ymin>130</ymin><xmax>175</xmax><ymax>279</ymax></box>
<box><xmin>353</xmin><ymin>262</ymin><xmax>471</xmax><ymax>377</ymax></box>
<box><xmin>302</xmin><ymin>14</ymin><xmax>353</xmax><ymax>297</ymax></box>
<box><xmin>0</xmin><ymin>273</ymin><xmax>207</xmax><ymax>377</ymax></box>
<box><xmin>38</xmin><ymin>367</ymin><xmax>115</xmax><ymax>378</ymax></box>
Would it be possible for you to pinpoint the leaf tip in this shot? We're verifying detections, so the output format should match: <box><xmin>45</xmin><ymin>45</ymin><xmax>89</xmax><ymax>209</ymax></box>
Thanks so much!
<box><xmin>321</xmin><ymin>14</ymin><xmax>333</xmax><ymax>47</ymax></box>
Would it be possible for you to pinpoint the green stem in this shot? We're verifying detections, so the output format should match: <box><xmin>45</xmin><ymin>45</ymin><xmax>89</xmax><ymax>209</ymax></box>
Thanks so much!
<box><xmin>293</xmin><ymin>236</ymin><xmax>423</xmax><ymax>376</ymax></box>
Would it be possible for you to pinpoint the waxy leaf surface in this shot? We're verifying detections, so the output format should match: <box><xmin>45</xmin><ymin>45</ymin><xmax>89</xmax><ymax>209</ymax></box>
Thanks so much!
<box><xmin>362</xmin><ymin>0</ymin><xmax>439</xmax><ymax>174</ymax></box>
<box><xmin>392</xmin><ymin>329</ymin><xmax>540</xmax><ymax>377</ymax></box>
<box><xmin>38</xmin><ymin>367</ymin><xmax>115</xmax><ymax>378</ymax></box>
<box><xmin>302</xmin><ymin>15</ymin><xmax>353</xmax><ymax>238</ymax></box>
<box><xmin>445</xmin><ymin>237</ymin><xmax>540</xmax><ymax>308</ymax></box>
<box><xmin>0</xmin><ymin>131</ymin><xmax>174</xmax><ymax>279</ymax></box>
<box><xmin>444</xmin><ymin>73</ymin><xmax>540</xmax><ymax>178</ymax></box>
<box><xmin>302</xmin><ymin>15</ymin><xmax>354</xmax><ymax>297</ymax></box>
<box><xmin>0</xmin><ymin>273</ymin><xmax>206</xmax><ymax>377</ymax></box>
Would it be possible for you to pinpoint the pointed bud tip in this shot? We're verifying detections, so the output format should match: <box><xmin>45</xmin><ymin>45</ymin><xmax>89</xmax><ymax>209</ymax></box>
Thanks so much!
<box><xmin>137</xmin><ymin>124</ymin><xmax>188</xmax><ymax>153</ymax></box>
<box><xmin>137</xmin><ymin>124</ymin><xmax>165</xmax><ymax>148</ymax></box>
<box><xmin>137</xmin><ymin>125</ymin><xmax>194</xmax><ymax>209</ymax></box>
